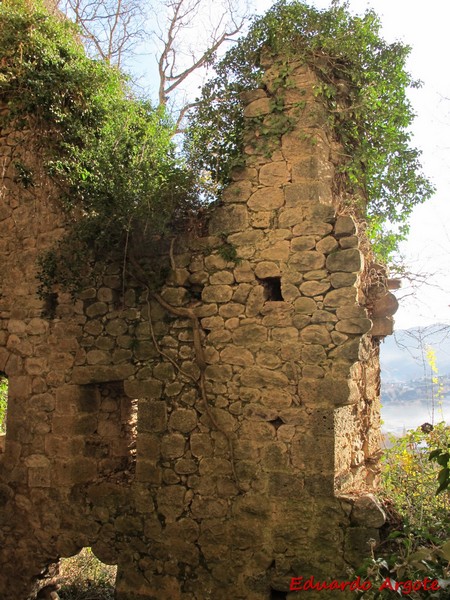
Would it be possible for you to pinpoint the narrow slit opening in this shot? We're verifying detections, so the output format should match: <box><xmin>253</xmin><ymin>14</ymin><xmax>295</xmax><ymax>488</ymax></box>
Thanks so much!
<box><xmin>0</xmin><ymin>372</ymin><xmax>8</xmax><ymax>446</ymax></box>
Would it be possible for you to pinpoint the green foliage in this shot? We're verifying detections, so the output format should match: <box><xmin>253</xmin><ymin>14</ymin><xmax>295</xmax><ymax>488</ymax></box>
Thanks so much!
<box><xmin>429</xmin><ymin>446</ymin><xmax>450</xmax><ymax>495</ymax></box>
<box><xmin>186</xmin><ymin>0</ymin><xmax>434</xmax><ymax>260</ymax></box>
<box><xmin>0</xmin><ymin>0</ymin><xmax>196</xmax><ymax>294</ymax></box>
<box><xmin>0</xmin><ymin>377</ymin><xmax>7</xmax><ymax>435</ymax></box>
<box><xmin>382</xmin><ymin>423</ymin><xmax>450</xmax><ymax>535</ymax></box>
<box><xmin>59</xmin><ymin>547</ymin><xmax>116</xmax><ymax>599</ymax></box>
<box><xmin>353</xmin><ymin>424</ymin><xmax>450</xmax><ymax>598</ymax></box>
<box><xmin>356</xmin><ymin>534</ymin><xmax>450</xmax><ymax>599</ymax></box>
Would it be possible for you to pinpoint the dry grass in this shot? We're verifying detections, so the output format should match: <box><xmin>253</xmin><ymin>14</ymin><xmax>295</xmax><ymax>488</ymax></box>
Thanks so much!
<box><xmin>58</xmin><ymin>548</ymin><xmax>117</xmax><ymax>600</ymax></box>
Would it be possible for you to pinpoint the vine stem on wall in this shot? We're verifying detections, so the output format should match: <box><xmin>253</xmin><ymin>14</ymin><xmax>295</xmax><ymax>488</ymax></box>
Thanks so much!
<box><xmin>128</xmin><ymin>253</ymin><xmax>242</xmax><ymax>492</ymax></box>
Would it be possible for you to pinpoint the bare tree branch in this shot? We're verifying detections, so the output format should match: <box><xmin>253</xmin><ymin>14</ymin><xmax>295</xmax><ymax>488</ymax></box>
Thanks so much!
<box><xmin>58</xmin><ymin>0</ymin><xmax>250</xmax><ymax>128</ymax></box>
<box><xmin>152</xmin><ymin>0</ymin><xmax>249</xmax><ymax>125</ymax></box>
<box><xmin>58</xmin><ymin>0</ymin><xmax>147</xmax><ymax>66</ymax></box>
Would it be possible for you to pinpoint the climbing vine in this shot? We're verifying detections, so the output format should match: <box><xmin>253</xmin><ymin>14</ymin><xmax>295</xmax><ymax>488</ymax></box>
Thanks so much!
<box><xmin>0</xmin><ymin>0</ymin><xmax>197</xmax><ymax>295</ymax></box>
<box><xmin>185</xmin><ymin>0</ymin><xmax>434</xmax><ymax>261</ymax></box>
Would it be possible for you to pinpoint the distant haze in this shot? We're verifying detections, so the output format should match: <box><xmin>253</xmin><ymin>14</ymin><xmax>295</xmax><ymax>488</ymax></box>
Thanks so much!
<box><xmin>380</xmin><ymin>324</ymin><xmax>450</xmax><ymax>434</ymax></box>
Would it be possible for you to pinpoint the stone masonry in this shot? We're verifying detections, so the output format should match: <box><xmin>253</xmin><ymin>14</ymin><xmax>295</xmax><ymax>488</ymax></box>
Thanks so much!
<box><xmin>0</xmin><ymin>58</ymin><xmax>397</xmax><ymax>599</ymax></box>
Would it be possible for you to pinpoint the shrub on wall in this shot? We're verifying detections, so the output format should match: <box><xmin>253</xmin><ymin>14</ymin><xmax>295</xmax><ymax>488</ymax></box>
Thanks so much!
<box><xmin>186</xmin><ymin>0</ymin><xmax>434</xmax><ymax>261</ymax></box>
<box><xmin>0</xmin><ymin>0</ymin><xmax>197</xmax><ymax>294</ymax></box>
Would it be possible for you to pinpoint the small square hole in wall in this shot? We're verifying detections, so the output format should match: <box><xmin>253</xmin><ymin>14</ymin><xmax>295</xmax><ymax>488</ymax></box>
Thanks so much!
<box><xmin>258</xmin><ymin>277</ymin><xmax>284</xmax><ymax>302</ymax></box>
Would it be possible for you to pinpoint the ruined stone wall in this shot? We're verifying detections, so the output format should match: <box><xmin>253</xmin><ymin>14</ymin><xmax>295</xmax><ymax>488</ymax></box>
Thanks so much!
<box><xmin>0</xmin><ymin>61</ymin><xmax>395</xmax><ymax>600</ymax></box>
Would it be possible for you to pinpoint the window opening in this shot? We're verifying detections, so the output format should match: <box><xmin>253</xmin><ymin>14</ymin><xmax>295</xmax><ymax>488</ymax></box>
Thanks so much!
<box><xmin>0</xmin><ymin>372</ymin><xmax>8</xmax><ymax>437</ymax></box>
<box><xmin>83</xmin><ymin>382</ymin><xmax>137</xmax><ymax>481</ymax></box>
<box><xmin>258</xmin><ymin>277</ymin><xmax>283</xmax><ymax>301</ymax></box>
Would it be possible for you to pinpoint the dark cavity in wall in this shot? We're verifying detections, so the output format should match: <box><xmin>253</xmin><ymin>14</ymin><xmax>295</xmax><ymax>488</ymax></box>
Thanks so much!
<box><xmin>258</xmin><ymin>277</ymin><xmax>283</xmax><ymax>301</ymax></box>
<box><xmin>270</xmin><ymin>588</ymin><xmax>288</xmax><ymax>599</ymax></box>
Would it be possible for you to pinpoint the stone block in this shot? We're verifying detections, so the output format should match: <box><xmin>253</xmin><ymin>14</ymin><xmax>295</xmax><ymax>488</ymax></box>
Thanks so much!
<box><xmin>248</xmin><ymin>187</ymin><xmax>284</xmax><ymax>211</ymax></box>
<box><xmin>209</xmin><ymin>205</ymin><xmax>248</xmax><ymax>234</ymax></box>
<box><xmin>371</xmin><ymin>293</ymin><xmax>399</xmax><ymax>318</ymax></box>
<box><xmin>298</xmin><ymin>377</ymin><xmax>352</xmax><ymax>406</ymax></box>
<box><xmin>124</xmin><ymin>378</ymin><xmax>162</xmax><ymax>399</ymax></box>
<box><xmin>290</xmin><ymin>251</ymin><xmax>325</xmax><ymax>270</ymax></box>
<box><xmin>135</xmin><ymin>461</ymin><xmax>162</xmax><ymax>485</ymax></box>
<box><xmin>330</xmin><ymin>272</ymin><xmax>358</xmax><ymax>288</ymax></box>
<box><xmin>53</xmin><ymin>414</ymin><xmax>98</xmax><ymax>435</ymax></box>
<box><xmin>160</xmin><ymin>287</ymin><xmax>188</xmax><ymax>306</ymax></box>
<box><xmin>190</xmin><ymin>433</ymin><xmax>213</xmax><ymax>458</ymax></box>
<box><xmin>323</xmin><ymin>288</ymin><xmax>357</xmax><ymax>308</ymax></box>
<box><xmin>370</xmin><ymin>317</ymin><xmax>394</xmax><ymax>337</ymax></box>
<box><xmin>210</xmin><ymin>271</ymin><xmax>234</xmax><ymax>285</ymax></box>
<box><xmin>254</xmin><ymin>261</ymin><xmax>280</xmax><ymax>278</ymax></box>
<box><xmin>105</xmin><ymin>319</ymin><xmax>128</xmax><ymax>336</ymax></box>
<box><xmin>28</xmin><ymin>467</ymin><xmax>51</xmax><ymax>487</ymax></box>
<box><xmin>259</xmin><ymin>162</ymin><xmax>290</xmax><ymax>186</ymax></box>
<box><xmin>269</xmin><ymin>472</ymin><xmax>304</xmax><ymax>497</ymax></box>
<box><xmin>85</xmin><ymin>302</ymin><xmax>109</xmax><ymax>317</ymax></box>
<box><xmin>339</xmin><ymin>236</ymin><xmax>359</xmax><ymax>249</ymax></box>
<box><xmin>230</xmin><ymin>166</ymin><xmax>258</xmax><ymax>181</ymax></box>
<box><xmin>328</xmin><ymin>339</ymin><xmax>361</xmax><ymax>361</ymax></box>
<box><xmin>244</xmin><ymin>97</ymin><xmax>272</xmax><ymax>117</ymax></box>
<box><xmin>334</xmin><ymin>215</ymin><xmax>356</xmax><ymax>237</ymax></box>
<box><xmin>169</xmin><ymin>408</ymin><xmax>198</xmax><ymax>433</ymax></box>
<box><xmin>292</xmin><ymin>221</ymin><xmax>333</xmax><ymax>236</ymax></box>
<box><xmin>202</xmin><ymin>285</ymin><xmax>234</xmax><ymax>304</ymax></box>
<box><xmin>299</xmin><ymin>280</ymin><xmax>330</xmax><ymax>297</ymax></box>
<box><xmin>222</xmin><ymin>180</ymin><xmax>253</xmax><ymax>203</ymax></box>
<box><xmin>205</xmin><ymin>364</ymin><xmax>233</xmax><ymax>382</ymax></box>
<box><xmin>86</xmin><ymin>349</ymin><xmax>110</xmax><ymax>365</ymax></box>
<box><xmin>139</xmin><ymin>400</ymin><xmax>167</xmax><ymax>433</ymax></box>
<box><xmin>240</xmin><ymin>366</ymin><xmax>289</xmax><ymax>388</ymax></box>
<box><xmin>293</xmin><ymin>297</ymin><xmax>317</xmax><ymax>314</ymax></box>
<box><xmin>281</xmin><ymin>131</ymin><xmax>317</xmax><ymax>161</ymax></box>
<box><xmin>316</xmin><ymin>236</ymin><xmax>338</xmax><ymax>254</ymax></box>
<box><xmin>233</xmin><ymin>324</ymin><xmax>267</xmax><ymax>345</ymax></box>
<box><xmin>336</xmin><ymin>306</ymin><xmax>367</xmax><ymax>320</ymax></box>
<box><xmin>260</xmin><ymin>241</ymin><xmax>290</xmax><ymax>261</ymax></box>
<box><xmin>72</xmin><ymin>364</ymin><xmax>134</xmax><ymax>384</ymax></box>
<box><xmin>344</xmin><ymin>527</ymin><xmax>380</xmax><ymax>567</ymax></box>
<box><xmin>326</xmin><ymin>249</ymin><xmax>362</xmax><ymax>273</ymax></box>
<box><xmin>300</xmin><ymin>325</ymin><xmax>331</xmax><ymax>345</ymax></box>
<box><xmin>351</xmin><ymin>494</ymin><xmax>386</xmax><ymax>527</ymax></box>
<box><xmin>55</xmin><ymin>457</ymin><xmax>97</xmax><ymax>485</ymax></box>
<box><xmin>291</xmin><ymin>235</ymin><xmax>316</xmax><ymax>251</ymax></box>
<box><xmin>335</xmin><ymin>318</ymin><xmax>372</xmax><ymax>334</ymax></box>
<box><xmin>161</xmin><ymin>433</ymin><xmax>185</xmax><ymax>459</ymax></box>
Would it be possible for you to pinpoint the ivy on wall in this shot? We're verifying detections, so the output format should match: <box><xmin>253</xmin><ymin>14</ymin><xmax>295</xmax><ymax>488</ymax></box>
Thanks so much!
<box><xmin>0</xmin><ymin>0</ymin><xmax>434</xmax><ymax>284</ymax></box>
<box><xmin>0</xmin><ymin>0</ymin><xmax>197</xmax><ymax>295</ymax></box>
<box><xmin>186</xmin><ymin>0</ymin><xmax>434</xmax><ymax>260</ymax></box>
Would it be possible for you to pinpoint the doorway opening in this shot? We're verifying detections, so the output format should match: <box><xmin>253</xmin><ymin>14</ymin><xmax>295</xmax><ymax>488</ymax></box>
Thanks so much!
<box><xmin>58</xmin><ymin>547</ymin><xmax>117</xmax><ymax>599</ymax></box>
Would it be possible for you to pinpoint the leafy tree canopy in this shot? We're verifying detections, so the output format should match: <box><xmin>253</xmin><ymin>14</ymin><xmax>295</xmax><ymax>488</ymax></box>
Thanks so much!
<box><xmin>186</xmin><ymin>0</ymin><xmax>434</xmax><ymax>261</ymax></box>
<box><xmin>0</xmin><ymin>0</ymin><xmax>196</xmax><ymax>293</ymax></box>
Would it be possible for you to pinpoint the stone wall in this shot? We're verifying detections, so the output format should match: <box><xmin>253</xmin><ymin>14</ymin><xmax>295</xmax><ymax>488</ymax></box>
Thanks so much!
<box><xmin>0</xmin><ymin>60</ymin><xmax>395</xmax><ymax>599</ymax></box>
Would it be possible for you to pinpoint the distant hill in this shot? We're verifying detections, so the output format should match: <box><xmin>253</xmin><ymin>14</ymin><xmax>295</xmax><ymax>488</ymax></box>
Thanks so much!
<box><xmin>380</xmin><ymin>323</ymin><xmax>450</xmax><ymax>383</ymax></box>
